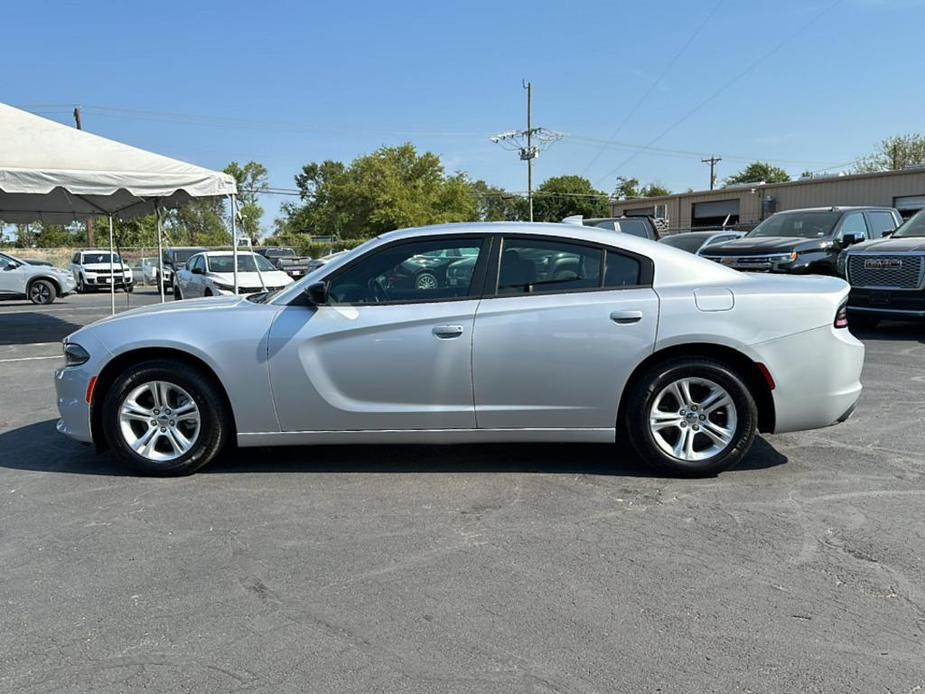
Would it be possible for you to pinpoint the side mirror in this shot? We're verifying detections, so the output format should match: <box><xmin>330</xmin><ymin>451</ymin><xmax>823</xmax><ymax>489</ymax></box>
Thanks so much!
<box><xmin>881</xmin><ymin>230</ymin><xmax>894</xmax><ymax>238</ymax></box>
<box><xmin>305</xmin><ymin>281</ymin><xmax>328</xmax><ymax>305</ymax></box>
<box><xmin>842</xmin><ymin>232</ymin><xmax>864</xmax><ymax>247</ymax></box>
<box><xmin>191</xmin><ymin>266</ymin><xmax>204</xmax><ymax>275</ymax></box>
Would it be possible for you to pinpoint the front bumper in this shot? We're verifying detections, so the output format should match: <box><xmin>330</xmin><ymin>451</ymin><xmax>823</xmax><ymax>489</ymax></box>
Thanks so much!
<box><xmin>753</xmin><ymin>324</ymin><xmax>865</xmax><ymax>434</ymax></box>
<box><xmin>848</xmin><ymin>288</ymin><xmax>925</xmax><ymax>320</ymax></box>
<box><xmin>54</xmin><ymin>363</ymin><xmax>95</xmax><ymax>443</ymax></box>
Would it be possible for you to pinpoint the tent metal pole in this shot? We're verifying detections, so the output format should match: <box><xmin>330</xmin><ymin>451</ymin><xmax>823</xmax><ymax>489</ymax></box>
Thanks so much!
<box><xmin>109</xmin><ymin>215</ymin><xmax>115</xmax><ymax>316</ymax></box>
<box><xmin>231</xmin><ymin>194</ymin><xmax>238</xmax><ymax>295</ymax></box>
<box><xmin>155</xmin><ymin>203</ymin><xmax>165</xmax><ymax>303</ymax></box>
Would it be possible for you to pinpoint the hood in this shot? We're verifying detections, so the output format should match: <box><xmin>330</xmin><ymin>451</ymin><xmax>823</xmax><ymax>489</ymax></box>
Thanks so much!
<box><xmin>82</xmin><ymin>262</ymin><xmax>131</xmax><ymax>271</ymax></box>
<box><xmin>209</xmin><ymin>270</ymin><xmax>292</xmax><ymax>286</ymax></box>
<box><xmin>704</xmin><ymin>236</ymin><xmax>829</xmax><ymax>256</ymax></box>
<box><xmin>847</xmin><ymin>235</ymin><xmax>925</xmax><ymax>254</ymax></box>
<box><xmin>88</xmin><ymin>295</ymin><xmax>244</xmax><ymax>326</ymax></box>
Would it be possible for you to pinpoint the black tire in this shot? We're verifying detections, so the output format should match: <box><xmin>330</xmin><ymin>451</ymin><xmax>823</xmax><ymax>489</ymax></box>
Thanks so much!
<box><xmin>625</xmin><ymin>357</ymin><xmax>758</xmax><ymax>477</ymax></box>
<box><xmin>76</xmin><ymin>275</ymin><xmax>86</xmax><ymax>293</ymax></box>
<box><xmin>849</xmin><ymin>313</ymin><xmax>879</xmax><ymax>331</ymax></box>
<box><xmin>173</xmin><ymin>283</ymin><xmax>182</xmax><ymax>300</ymax></box>
<box><xmin>101</xmin><ymin>360</ymin><xmax>230</xmax><ymax>476</ymax></box>
<box><xmin>204</xmin><ymin>288</ymin><xmax>213</xmax><ymax>297</ymax></box>
<box><xmin>28</xmin><ymin>279</ymin><xmax>56</xmax><ymax>305</ymax></box>
<box><xmin>415</xmin><ymin>271</ymin><xmax>439</xmax><ymax>290</ymax></box>
<box><xmin>125</xmin><ymin>284</ymin><xmax>134</xmax><ymax>294</ymax></box>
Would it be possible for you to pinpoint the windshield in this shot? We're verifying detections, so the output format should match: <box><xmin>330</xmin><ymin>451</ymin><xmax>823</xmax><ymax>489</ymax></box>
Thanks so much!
<box><xmin>893</xmin><ymin>209</ymin><xmax>925</xmax><ymax>238</ymax></box>
<box><xmin>206</xmin><ymin>254</ymin><xmax>276</xmax><ymax>273</ymax></box>
<box><xmin>269</xmin><ymin>248</ymin><xmax>295</xmax><ymax>256</ymax></box>
<box><xmin>660</xmin><ymin>235</ymin><xmax>708</xmax><ymax>253</ymax></box>
<box><xmin>82</xmin><ymin>252</ymin><xmax>122</xmax><ymax>264</ymax></box>
<box><xmin>166</xmin><ymin>249</ymin><xmax>204</xmax><ymax>264</ymax></box>
<box><xmin>747</xmin><ymin>211</ymin><xmax>840</xmax><ymax>239</ymax></box>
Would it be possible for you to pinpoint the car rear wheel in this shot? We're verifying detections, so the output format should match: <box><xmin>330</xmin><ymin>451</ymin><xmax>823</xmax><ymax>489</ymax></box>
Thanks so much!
<box><xmin>28</xmin><ymin>279</ymin><xmax>56</xmax><ymax>305</ymax></box>
<box><xmin>101</xmin><ymin>360</ymin><xmax>230</xmax><ymax>475</ymax></box>
<box><xmin>415</xmin><ymin>271</ymin><xmax>438</xmax><ymax>290</ymax></box>
<box><xmin>625</xmin><ymin>357</ymin><xmax>757</xmax><ymax>477</ymax></box>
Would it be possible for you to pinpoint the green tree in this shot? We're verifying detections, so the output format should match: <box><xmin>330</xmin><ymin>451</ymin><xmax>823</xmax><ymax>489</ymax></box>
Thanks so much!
<box><xmin>724</xmin><ymin>162</ymin><xmax>791</xmax><ymax>186</ymax></box>
<box><xmin>225</xmin><ymin>161</ymin><xmax>269</xmax><ymax>243</ymax></box>
<box><xmin>641</xmin><ymin>182</ymin><xmax>671</xmax><ymax>197</ymax></box>
<box><xmin>532</xmin><ymin>175</ymin><xmax>610</xmax><ymax>222</ymax></box>
<box><xmin>470</xmin><ymin>180</ymin><xmax>526</xmax><ymax>221</ymax></box>
<box><xmin>613</xmin><ymin>176</ymin><xmax>640</xmax><ymax>200</ymax></box>
<box><xmin>282</xmin><ymin>144</ymin><xmax>478</xmax><ymax>239</ymax></box>
<box><xmin>854</xmin><ymin>133</ymin><xmax>925</xmax><ymax>173</ymax></box>
<box><xmin>172</xmin><ymin>198</ymin><xmax>228</xmax><ymax>246</ymax></box>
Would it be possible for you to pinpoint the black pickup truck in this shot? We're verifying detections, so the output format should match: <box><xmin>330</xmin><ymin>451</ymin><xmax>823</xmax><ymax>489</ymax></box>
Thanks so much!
<box><xmin>701</xmin><ymin>206</ymin><xmax>902</xmax><ymax>275</ymax></box>
<box><xmin>256</xmin><ymin>247</ymin><xmax>311</xmax><ymax>279</ymax></box>
<box><xmin>839</xmin><ymin>208</ymin><xmax>925</xmax><ymax>328</ymax></box>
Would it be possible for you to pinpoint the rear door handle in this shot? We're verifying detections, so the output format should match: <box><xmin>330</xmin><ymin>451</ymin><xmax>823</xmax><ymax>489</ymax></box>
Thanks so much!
<box><xmin>433</xmin><ymin>324</ymin><xmax>464</xmax><ymax>339</ymax></box>
<box><xmin>610</xmin><ymin>310</ymin><xmax>643</xmax><ymax>325</ymax></box>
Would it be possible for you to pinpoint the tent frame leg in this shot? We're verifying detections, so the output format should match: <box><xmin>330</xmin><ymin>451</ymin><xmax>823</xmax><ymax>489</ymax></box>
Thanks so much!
<box><xmin>155</xmin><ymin>203</ymin><xmax>165</xmax><ymax>303</ymax></box>
<box><xmin>108</xmin><ymin>215</ymin><xmax>115</xmax><ymax>315</ymax></box>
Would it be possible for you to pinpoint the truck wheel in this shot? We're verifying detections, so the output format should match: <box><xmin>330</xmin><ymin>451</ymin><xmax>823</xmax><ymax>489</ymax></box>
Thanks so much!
<box><xmin>625</xmin><ymin>357</ymin><xmax>757</xmax><ymax>477</ymax></box>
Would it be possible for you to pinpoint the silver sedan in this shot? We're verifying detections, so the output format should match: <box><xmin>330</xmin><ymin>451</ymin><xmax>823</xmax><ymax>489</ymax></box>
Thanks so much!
<box><xmin>55</xmin><ymin>222</ymin><xmax>864</xmax><ymax>476</ymax></box>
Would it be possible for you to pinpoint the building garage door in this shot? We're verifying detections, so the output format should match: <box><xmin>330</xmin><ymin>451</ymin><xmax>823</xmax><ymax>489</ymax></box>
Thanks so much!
<box><xmin>692</xmin><ymin>199</ymin><xmax>739</xmax><ymax>228</ymax></box>
<box><xmin>894</xmin><ymin>195</ymin><xmax>925</xmax><ymax>219</ymax></box>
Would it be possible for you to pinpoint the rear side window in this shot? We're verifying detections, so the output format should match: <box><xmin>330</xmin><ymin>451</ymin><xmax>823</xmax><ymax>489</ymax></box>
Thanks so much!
<box><xmin>604</xmin><ymin>251</ymin><xmax>641</xmax><ymax>288</ymax></box>
<box><xmin>613</xmin><ymin>219</ymin><xmax>650</xmax><ymax>239</ymax></box>
<box><xmin>867</xmin><ymin>211</ymin><xmax>898</xmax><ymax>237</ymax></box>
<box><xmin>498</xmin><ymin>239</ymin><xmax>602</xmax><ymax>295</ymax></box>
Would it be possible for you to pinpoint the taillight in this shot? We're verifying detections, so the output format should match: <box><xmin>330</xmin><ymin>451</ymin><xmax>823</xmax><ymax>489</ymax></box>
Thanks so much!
<box><xmin>834</xmin><ymin>301</ymin><xmax>848</xmax><ymax>329</ymax></box>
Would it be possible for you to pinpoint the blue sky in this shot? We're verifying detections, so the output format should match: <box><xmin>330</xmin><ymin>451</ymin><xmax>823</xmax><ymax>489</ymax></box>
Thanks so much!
<box><xmin>6</xmin><ymin>0</ymin><xmax>925</xmax><ymax>230</ymax></box>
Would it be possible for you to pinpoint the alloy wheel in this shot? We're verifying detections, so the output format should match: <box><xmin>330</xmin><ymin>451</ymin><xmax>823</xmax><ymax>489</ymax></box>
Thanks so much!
<box><xmin>118</xmin><ymin>381</ymin><xmax>201</xmax><ymax>462</ymax></box>
<box><xmin>29</xmin><ymin>282</ymin><xmax>53</xmax><ymax>304</ymax></box>
<box><xmin>415</xmin><ymin>272</ymin><xmax>438</xmax><ymax>290</ymax></box>
<box><xmin>648</xmin><ymin>377</ymin><xmax>737</xmax><ymax>462</ymax></box>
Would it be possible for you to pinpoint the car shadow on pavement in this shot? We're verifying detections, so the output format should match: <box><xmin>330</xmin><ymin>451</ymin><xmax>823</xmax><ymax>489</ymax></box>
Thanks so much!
<box><xmin>853</xmin><ymin>321</ymin><xmax>925</xmax><ymax>343</ymax></box>
<box><xmin>0</xmin><ymin>419</ymin><xmax>788</xmax><ymax>478</ymax></box>
<box><xmin>0</xmin><ymin>312</ymin><xmax>84</xmax><ymax>345</ymax></box>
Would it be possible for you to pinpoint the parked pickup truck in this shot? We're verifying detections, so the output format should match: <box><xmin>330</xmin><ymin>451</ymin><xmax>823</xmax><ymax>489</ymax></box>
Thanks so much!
<box><xmin>256</xmin><ymin>247</ymin><xmax>311</xmax><ymax>279</ymax></box>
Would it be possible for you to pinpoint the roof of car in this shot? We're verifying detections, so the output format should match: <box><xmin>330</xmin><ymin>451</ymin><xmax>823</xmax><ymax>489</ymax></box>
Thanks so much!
<box><xmin>776</xmin><ymin>206</ymin><xmax>896</xmax><ymax>214</ymax></box>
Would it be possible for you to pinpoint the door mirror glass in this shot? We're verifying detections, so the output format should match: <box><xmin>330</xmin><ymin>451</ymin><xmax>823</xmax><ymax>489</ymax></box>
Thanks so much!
<box><xmin>305</xmin><ymin>281</ymin><xmax>328</xmax><ymax>305</ymax></box>
<box><xmin>191</xmin><ymin>266</ymin><xmax>204</xmax><ymax>275</ymax></box>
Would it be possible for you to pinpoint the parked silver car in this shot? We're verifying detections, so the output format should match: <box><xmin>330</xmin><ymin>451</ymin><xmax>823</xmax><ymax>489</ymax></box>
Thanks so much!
<box><xmin>55</xmin><ymin>223</ymin><xmax>864</xmax><ymax>476</ymax></box>
<box><xmin>0</xmin><ymin>252</ymin><xmax>77</xmax><ymax>304</ymax></box>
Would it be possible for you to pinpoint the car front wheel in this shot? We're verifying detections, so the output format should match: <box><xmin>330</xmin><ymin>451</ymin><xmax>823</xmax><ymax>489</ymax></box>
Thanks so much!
<box><xmin>28</xmin><ymin>279</ymin><xmax>56</xmax><ymax>305</ymax></box>
<box><xmin>101</xmin><ymin>360</ymin><xmax>230</xmax><ymax>475</ymax></box>
<box><xmin>625</xmin><ymin>357</ymin><xmax>757</xmax><ymax>477</ymax></box>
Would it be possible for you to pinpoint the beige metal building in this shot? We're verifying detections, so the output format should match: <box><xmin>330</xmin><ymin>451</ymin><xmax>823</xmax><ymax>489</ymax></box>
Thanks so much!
<box><xmin>610</xmin><ymin>168</ymin><xmax>925</xmax><ymax>231</ymax></box>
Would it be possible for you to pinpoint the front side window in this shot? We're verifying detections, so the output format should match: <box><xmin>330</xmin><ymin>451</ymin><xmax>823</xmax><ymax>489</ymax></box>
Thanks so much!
<box><xmin>327</xmin><ymin>237</ymin><xmax>486</xmax><ymax>305</ymax></box>
<box><xmin>0</xmin><ymin>255</ymin><xmax>17</xmax><ymax>271</ymax></box>
<box><xmin>839</xmin><ymin>212</ymin><xmax>869</xmax><ymax>239</ymax></box>
<box><xmin>498</xmin><ymin>239</ymin><xmax>602</xmax><ymax>295</ymax></box>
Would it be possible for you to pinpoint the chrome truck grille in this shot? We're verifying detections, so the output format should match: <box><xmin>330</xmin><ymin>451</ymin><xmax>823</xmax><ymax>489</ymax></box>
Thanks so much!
<box><xmin>847</xmin><ymin>255</ymin><xmax>924</xmax><ymax>290</ymax></box>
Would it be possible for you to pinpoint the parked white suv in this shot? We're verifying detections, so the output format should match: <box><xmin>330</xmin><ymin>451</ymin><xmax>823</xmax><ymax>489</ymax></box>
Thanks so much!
<box><xmin>70</xmin><ymin>251</ymin><xmax>134</xmax><ymax>293</ymax></box>
<box><xmin>0</xmin><ymin>252</ymin><xmax>77</xmax><ymax>305</ymax></box>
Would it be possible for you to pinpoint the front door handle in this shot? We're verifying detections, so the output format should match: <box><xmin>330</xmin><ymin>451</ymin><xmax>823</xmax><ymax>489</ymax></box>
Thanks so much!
<box><xmin>433</xmin><ymin>324</ymin><xmax>464</xmax><ymax>339</ymax></box>
<box><xmin>610</xmin><ymin>310</ymin><xmax>643</xmax><ymax>325</ymax></box>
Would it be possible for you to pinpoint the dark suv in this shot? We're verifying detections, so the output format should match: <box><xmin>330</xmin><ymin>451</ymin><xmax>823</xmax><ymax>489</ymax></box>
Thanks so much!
<box><xmin>841</xmin><ymin>208</ymin><xmax>925</xmax><ymax>328</ymax></box>
<box><xmin>702</xmin><ymin>206</ymin><xmax>902</xmax><ymax>274</ymax></box>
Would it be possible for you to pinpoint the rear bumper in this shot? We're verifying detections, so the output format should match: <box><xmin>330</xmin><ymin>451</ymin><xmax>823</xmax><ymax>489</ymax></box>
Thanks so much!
<box><xmin>753</xmin><ymin>324</ymin><xmax>864</xmax><ymax>434</ymax></box>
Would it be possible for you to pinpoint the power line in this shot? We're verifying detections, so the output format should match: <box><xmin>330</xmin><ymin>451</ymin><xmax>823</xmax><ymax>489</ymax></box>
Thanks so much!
<box><xmin>594</xmin><ymin>0</ymin><xmax>845</xmax><ymax>189</ymax></box>
<box><xmin>581</xmin><ymin>0</ymin><xmax>725</xmax><ymax>176</ymax></box>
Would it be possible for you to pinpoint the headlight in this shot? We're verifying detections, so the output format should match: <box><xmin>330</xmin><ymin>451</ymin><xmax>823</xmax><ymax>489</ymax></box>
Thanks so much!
<box><xmin>63</xmin><ymin>342</ymin><xmax>90</xmax><ymax>367</ymax></box>
<box><xmin>836</xmin><ymin>251</ymin><xmax>848</xmax><ymax>277</ymax></box>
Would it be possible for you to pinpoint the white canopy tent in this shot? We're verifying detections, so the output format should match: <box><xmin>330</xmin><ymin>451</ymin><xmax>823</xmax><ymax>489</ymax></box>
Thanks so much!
<box><xmin>0</xmin><ymin>103</ymin><xmax>238</xmax><ymax>312</ymax></box>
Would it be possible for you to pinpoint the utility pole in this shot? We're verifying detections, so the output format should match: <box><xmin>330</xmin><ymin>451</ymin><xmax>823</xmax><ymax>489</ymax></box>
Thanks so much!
<box><xmin>73</xmin><ymin>105</ymin><xmax>95</xmax><ymax>246</ymax></box>
<box><xmin>702</xmin><ymin>155</ymin><xmax>722</xmax><ymax>191</ymax></box>
<box><xmin>491</xmin><ymin>81</ymin><xmax>564</xmax><ymax>222</ymax></box>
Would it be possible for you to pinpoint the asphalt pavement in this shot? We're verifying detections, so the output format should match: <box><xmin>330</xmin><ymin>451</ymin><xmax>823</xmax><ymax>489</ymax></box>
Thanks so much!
<box><xmin>1</xmin><ymin>289</ymin><xmax>923</xmax><ymax>693</ymax></box>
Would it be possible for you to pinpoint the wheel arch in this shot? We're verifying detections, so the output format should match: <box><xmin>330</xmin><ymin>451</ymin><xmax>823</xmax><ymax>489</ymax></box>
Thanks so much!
<box><xmin>27</xmin><ymin>274</ymin><xmax>62</xmax><ymax>296</ymax></box>
<box><xmin>90</xmin><ymin>347</ymin><xmax>237</xmax><ymax>451</ymax></box>
<box><xmin>617</xmin><ymin>342</ymin><xmax>776</xmax><ymax>434</ymax></box>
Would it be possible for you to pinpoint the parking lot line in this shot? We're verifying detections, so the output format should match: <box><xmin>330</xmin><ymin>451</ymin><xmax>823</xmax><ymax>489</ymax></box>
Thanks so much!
<box><xmin>0</xmin><ymin>355</ymin><xmax>62</xmax><ymax>363</ymax></box>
